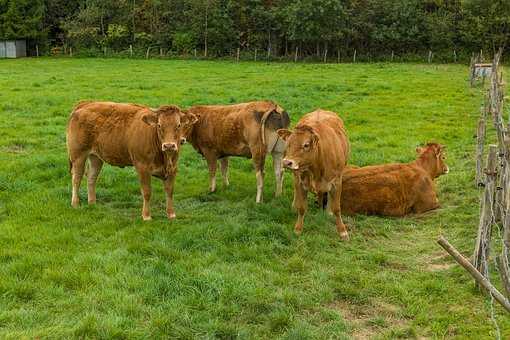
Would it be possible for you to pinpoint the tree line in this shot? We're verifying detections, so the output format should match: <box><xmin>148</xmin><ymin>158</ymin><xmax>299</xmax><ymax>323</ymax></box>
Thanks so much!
<box><xmin>0</xmin><ymin>0</ymin><xmax>509</xmax><ymax>61</ymax></box>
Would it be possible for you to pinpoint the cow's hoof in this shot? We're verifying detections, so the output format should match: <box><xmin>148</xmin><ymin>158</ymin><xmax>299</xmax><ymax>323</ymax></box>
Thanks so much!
<box><xmin>294</xmin><ymin>227</ymin><xmax>302</xmax><ymax>236</ymax></box>
<box><xmin>167</xmin><ymin>213</ymin><xmax>176</xmax><ymax>219</ymax></box>
<box><xmin>142</xmin><ymin>215</ymin><xmax>152</xmax><ymax>221</ymax></box>
<box><xmin>339</xmin><ymin>231</ymin><xmax>349</xmax><ymax>241</ymax></box>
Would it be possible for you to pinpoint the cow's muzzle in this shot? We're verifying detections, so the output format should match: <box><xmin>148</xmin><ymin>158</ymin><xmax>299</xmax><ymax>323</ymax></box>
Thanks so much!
<box><xmin>162</xmin><ymin>142</ymin><xmax>178</xmax><ymax>152</ymax></box>
<box><xmin>283</xmin><ymin>159</ymin><xmax>299</xmax><ymax>170</ymax></box>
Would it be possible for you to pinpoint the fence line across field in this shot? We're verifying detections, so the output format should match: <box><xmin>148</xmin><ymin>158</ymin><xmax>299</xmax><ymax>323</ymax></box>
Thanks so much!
<box><xmin>440</xmin><ymin>48</ymin><xmax>510</xmax><ymax>327</ymax></box>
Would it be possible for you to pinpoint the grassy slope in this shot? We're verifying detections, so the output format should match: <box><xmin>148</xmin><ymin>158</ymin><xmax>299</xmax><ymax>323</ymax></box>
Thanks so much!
<box><xmin>0</xmin><ymin>58</ymin><xmax>508</xmax><ymax>339</ymax></box>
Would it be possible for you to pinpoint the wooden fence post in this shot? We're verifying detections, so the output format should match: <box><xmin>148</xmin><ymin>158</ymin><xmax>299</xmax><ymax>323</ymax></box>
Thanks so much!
<box><xmin>236</xmin><ymin>47</ymin><xmax>240</xmax><ymax>62</ymax></box>
<box><xmin>391</xmin><ymin>50</ymin><xmax>394</xmax><ymax>62</ymax></box>
<box><xmin>428</xmin><ymin>50</ymin><xmax>432</xmax><ymax>63</ymax></box>
<box><xmin>254</xmin><ymin>48</ymin><xmax>257</xmax><ymax>61</ymax></box>
<box><xmin>194</xmin><ymin>48</ymin><xmax>197</xmax><ymax>58</ymax></box>
<box><xmin>473</xmin><ymin>145</ymin><xmax>498</xmax><ymax>281</ymax></box>
<box><xmin>146</xmin><ymin>47</ymin><xmax>150</xmax><ymax>59</ymax></box>
<box><xmin>69</xmin><ymin>47</ymin><xmax>73</xmax><ymax>57</ymax></box>
<box><xmin>129</xmin><ymin>44</ymin><xmax>133</xmax><ymax>57</ymax></box>
<box><xmin>36</xmin><ymin>44</ymin><xmax>39</xmax><ymax>57</ymax></box>
<box><xmin>476</xmin><ymin>116</ymin><xmax>486</xmax><ymax>187</ymax></box>
<box><xmin>353</xmin><ymin>49</ymin><xmax>356</xmax><ymax>63</ymax></box>
<box><xmin>103</xmin><ymin>46</ymin><xmax>107</xmax><ymax>57</ymax></box>
<box><xmin>323</xmin><ymin>47</ymin><xmax>328</xmax><ymax>63</ymax></box>
<box><xmin>454</xmin><ymin>50</ymin><xmax>457</xmax><ymax>63</ymax></box>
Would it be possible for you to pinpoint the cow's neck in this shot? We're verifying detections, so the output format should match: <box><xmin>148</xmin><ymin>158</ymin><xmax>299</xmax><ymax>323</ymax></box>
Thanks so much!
<box><xmin>151</xmin><ymin>129</ymin><xmax>177</xmax><ymax>178</ymax></box>
<box><xmin>413</xmin><ymin>156</ymin><xmax>436</xmax><ymax>178</ymax></box>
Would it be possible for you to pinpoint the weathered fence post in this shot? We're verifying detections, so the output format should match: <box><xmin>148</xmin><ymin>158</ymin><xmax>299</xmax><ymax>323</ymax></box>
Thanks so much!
<box><xmin>428</xmin><ymin>50</ymin><xmax>432</xmax><ymax>63</ymax></box>
<box><xmin>476</xmin><ymin>116</ymin><xmax>486</xmax><ymax>187</ymax></box>
<box><xmin>254</xmin><ymin>48</ymin><xmax>258</xmax><ymax>61</ymax></box>
<box><xmin>391</xmin><ymin>50</ymin><xmax>394</xmax><ymax>62</ymax></box>
<box><xmin>473</xmin><ymin>145</ymin><xmax>498</xmax><ymax>281</ymax></box>
<box><xmin>36</xmin><ymin>44</ymin><xmax>39</xmax><ymax>57</ymax></box>
<box><xmin>454</xmin><ymin>50</ymin><xmax>457</xmax><ymax>63</ymax></box>
<box><xmin>353</xmin><ymin>49</ymin><xmax>356</xmax><ymax>63</ymax></box>
<box><xmin>498</xmin><ymin>200</ymin><xmax>510</xmax><ymax>299</ymax></box>
<box><xmin>323</xmin><ymin>47</ymin><xmax>328</xmax><ymax>63</ymax></box>
<box><xmin>294</xmin><ymin>47</ymin><xmax>298</xmax><ymax>62</ymax></box>
<box><xmin>104</xmin><ymin>46</ymin><xmax>107</xmax><ymax>57</ymax></box>
<box><xmin>160</xmin><ymin>47</ymin><xmax>163</xmax><ymax>57</ymax></box>
<box><xmin>129</xmin><ymin>44</ymin><xmax>133</xmax><ymax>57</ymax></box>
<box><xmin>146</xmin><ymin>47</ymin><xmax>150</xmax><ymax>59</ymax></box>
<box><xmin>69</xmin><ymin>47</ymin><xmax>73</xmax><ymax>57</ymax></box>
<box><xmin>194</xmin><ymin>48</ymin><xmax>197</xmax><ymax>58</ymax></box>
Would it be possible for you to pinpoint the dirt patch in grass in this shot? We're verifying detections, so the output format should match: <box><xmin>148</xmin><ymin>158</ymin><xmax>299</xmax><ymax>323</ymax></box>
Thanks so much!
<box><xmin>327</xmin><ymin>299</ymin><xmax>408</xmax><ymax>339</ymax></box>
<box><xmin>423</xmin><ymin>252</ymin><xmax>455</xmax><ymax>272</ymax></box>
<box><xmin>2</xmin><ymin>144</ymin><xmax>26</xmax><ymax>154</ymax></box>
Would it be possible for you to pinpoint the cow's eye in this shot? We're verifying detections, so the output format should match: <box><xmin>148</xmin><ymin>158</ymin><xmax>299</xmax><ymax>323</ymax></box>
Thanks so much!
<box><xmin>157</xmin><ymin>123</ymin><xmax>161</xmax><ymax>129</ymax></box>
<box><xmin>303</xmin><ymin>142</ymin><xmax>310</xmax><ymax>149</ymax></box>
<box><xmin>177</xmin><ymin>123</ymin><xmax>181</xmax><ymax>128</ymax></box>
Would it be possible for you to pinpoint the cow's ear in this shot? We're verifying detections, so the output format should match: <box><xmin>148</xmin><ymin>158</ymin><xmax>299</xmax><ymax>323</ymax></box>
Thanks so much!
<box><xmin>182</xmin><ymin>112</ymin><xmax>199</xmax><ymax>126</ymax></box>
<box><xmin>142</xmin><ymin>113</ymin><xmax>158</xmax><ymax>126</ymax></box>
<box><xmin>416</xmin><ymin>146</ymin><xmax>425</xmax><ymax>154</ymax></box>
<box><xmin>277</xmin><ymin>129</ymin><xmax>292</xmax><ymax>141</ymax></box>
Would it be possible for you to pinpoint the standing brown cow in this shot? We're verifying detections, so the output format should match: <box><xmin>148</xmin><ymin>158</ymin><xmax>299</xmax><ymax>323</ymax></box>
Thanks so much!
<box><xmin>277</xmin><ymin>109</ymin><xmax>350</xmax><ymax>240</ymax></box>
<box><xmin>66</xmin><ymin>101</ymin><xmax>197</xmax><ymax>220</ymax></box>
<box><xmin>186</xmin><ymin>101</ymin><xmax>290</xmax><ymax>203</ymax></box>
<box><xmin>341</xmin><ymin>143</ymin><xmax>448</xmax><ymax>216</ymax></box>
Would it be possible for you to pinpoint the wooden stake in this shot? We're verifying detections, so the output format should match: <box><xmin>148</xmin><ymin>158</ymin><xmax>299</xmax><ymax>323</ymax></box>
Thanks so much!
<box><xmin>36</xmin><ymin>44</ymin><xmax>39</xmax><ymax>57</ymax></box>
<box><xmin>438</xmin><ymin>236</ymin><xmax>510</xmax><ymax>313</ymax></box>
<box><xmin>353</xmin><ymin>49</ymin><xmax>356</xmax><ymax>63</ymax></box>
<box><xmin>391</xmin><ymin>50</ymin><xmax>394</xmax><ymax>62</ymax></box>
<box><xmin>146</xmin><ymin>47</ymin><xmax>150</xmax><ymax>59</ymax></box>
<box><xmin>475</xmin><ymin>117</ymin><xmax>486</xmax><ymax>187</ymax></box>
<box><xmin>428</xmin><ymin>50</ymin><xmax>432</xmax><ymax>63</ymax></box>
<box><xmin>294</xmin><ymin>46</ymin><xmax>298</xmax><ymax>62</ymax></box>
<box><xmin>69</xmin><ymin>47</ymin><xmax>73</xmax><ymax>57</ymax></box>
<box><xmin>160</xmin><ymin>47</ymin><xmax>163</xmax><ymax>57</ymax></box>
<box><xmin>129</xmin><ymin>44</ymin><xmax>133</xmax><ymax>57</ymax></box>
<box><xmin>454</xmin><ymin>50</ymin><xmax>457</xmax><ymax>63</ymax></box>
<box><xmin>236</xmin><ymin>47</ymin><xmax>240</xmax><ymax>62</ymax></box>
<box><xmin>254</xmin><ymin>48</ymin><xmax>257</xmax><ymax>61</ymax></box>
<box><xmin>323</xmin><ymin>47</ymin><xmax>327</xmax><ymax>63</ymax></box>
<box><xmin>194</xmin><ymin>48</ymin><xmax>197</xmax><ymax>57</ymax></box>
<box><xmin>104</xmin><ymin>46</ymin><xmax>107</xmax><ymax>57</ymax></box>
<box><xmin>473</xmin><ymin>145</ymin><xmax>498</xmax><ymax>280</ymax></box>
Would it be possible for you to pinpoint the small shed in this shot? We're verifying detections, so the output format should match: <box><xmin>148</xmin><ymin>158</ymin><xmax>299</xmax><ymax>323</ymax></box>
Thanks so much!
<box><xmin>0</xmin><ymin>40</ymin><xmax>27</xmax><ymax>58</ymax></box>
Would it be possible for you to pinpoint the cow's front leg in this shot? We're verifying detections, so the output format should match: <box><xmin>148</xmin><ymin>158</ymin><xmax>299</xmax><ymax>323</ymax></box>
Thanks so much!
<box><xmin>220</xmin><ymin>158</ymin><xmax>229</xmax><ymax>187</ymax></box>
<box><xmin>293</xmin><ymin>175</ymin><xmax>308</xmax><ymax>235</ymax></box>
<box><xmin>164</xmin><ymin>174</ymin><xmax>176</xmax><ymax>219</ymax></box>
<box><xmin>330</xmin><ymin>182</ymin><xmax>349</xmax><ymax>240</ymax></box>
<box><xmin>136</xmin><ymin>167</ymin><xmax>152</xmax><ymax>221</ymax></box>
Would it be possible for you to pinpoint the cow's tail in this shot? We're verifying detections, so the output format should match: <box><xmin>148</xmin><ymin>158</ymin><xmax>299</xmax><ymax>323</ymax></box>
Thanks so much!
<box><xmin>260</xmin><ymin>108</ymin><xmax>275</xmax><ymax>147</ymax></box>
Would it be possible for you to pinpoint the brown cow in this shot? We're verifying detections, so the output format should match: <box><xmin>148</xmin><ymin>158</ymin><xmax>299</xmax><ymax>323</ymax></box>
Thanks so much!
<box><xmin>66</xmin><ymin>101</ymin><xmax>197</xmax><ymax>220</ymax></box>
<box><xmin>277</xmin><ymin>109</ymin><xmax>350</xmax><ymax>240</ymax></box>
<box><xmin>186</xmin><ymin>101</ymin><xmax>290</xmax><ymax>202</ymax></box>
<box><xmin>341</xmin><ymin>143</ymin><xmax>448</xmax><ymax>216</ymax></box>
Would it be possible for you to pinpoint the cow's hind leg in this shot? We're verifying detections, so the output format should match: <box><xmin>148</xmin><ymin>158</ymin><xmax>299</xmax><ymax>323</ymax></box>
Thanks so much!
<box><xmin>220</xmin><ymin>157</ymin><xmax>229</xmax><ymax>187</ymax></box>
<box><xmin>253</xmin><ymin>153</ymin><xmax>265</xmax><ymax>203</ymax></box>
<box><xmin>330</xmin><ymin>183</ymin><xmax>349</xmax><ymax>241</ymax></box>
<box><xmin>70</xmin><ymin>153</ymin><xmax>88</xmax><ymax>207</ymax></box>
<box><xmin>87</xmin><ymin>154</ymin><xmax>103</xmax><ymax>204</ymax></box>
<box><xmin>136</xmin><ymin>167</ymin><xmax>152</xmax><ymax>221</ymax></box>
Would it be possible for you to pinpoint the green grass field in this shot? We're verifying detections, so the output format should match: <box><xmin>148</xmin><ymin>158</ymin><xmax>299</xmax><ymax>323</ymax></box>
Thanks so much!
<box><xmin>0</xmin><ymin>58</ymin><xmax>508</xmax><ymax>339</ymax></box>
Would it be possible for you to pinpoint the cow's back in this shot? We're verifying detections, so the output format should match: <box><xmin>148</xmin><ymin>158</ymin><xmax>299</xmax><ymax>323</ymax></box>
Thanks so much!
<box><xmin>188</xmin><ymin>101</ymin><xmax>288</xmax><ymax>157</ymax></box>
<box><xmin>67</xmin><ymin>101</ymin><xmax>151</xmax><ymax>166</ymax></box>
<box><xmin>341</xmin><ymin>164</ymin><xmax>431</xmax><ymax>216</ymax></box>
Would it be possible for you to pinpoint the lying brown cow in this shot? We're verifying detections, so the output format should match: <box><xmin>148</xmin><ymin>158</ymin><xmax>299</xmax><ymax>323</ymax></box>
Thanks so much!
<box><xmin>341</xmin><ymin>143</ymin><xmax>448</xmax><ymax>216</ymax></box>
<box><xmin>278</xmin><ymin>109</ymin><xmax>350</xmax><ymax>240</ymax></box>
<box><xmin>186</xmin><ymin>101</ymin><xmax>290</xmax><ymax>202</ymax></box>
<box><xmin>66</xmin><ymin>101</ymin><xmax>197</xmax><ymax>220</ymax></box>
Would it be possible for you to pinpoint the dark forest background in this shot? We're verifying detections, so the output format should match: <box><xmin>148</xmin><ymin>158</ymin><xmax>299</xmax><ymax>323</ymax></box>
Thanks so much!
<box><xmin>0</xmin><ymin>0</ymin><xmax>508</xmax><ymax>61</ymax></box>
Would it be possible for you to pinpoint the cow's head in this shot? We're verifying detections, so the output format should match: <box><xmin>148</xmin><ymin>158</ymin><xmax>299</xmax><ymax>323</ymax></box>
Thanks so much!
<box><xmin>416</xmin><ymin>143</ymin><xmax>449</xmax><ymax>178</ymax></box>
<box><xmin>277</xmin><ymin>125</ymin><xmax>319</xmax><ymax>171</ymax></box>
<box><xmin>142</xmin><ymin>105</ymin><xmax>198</xmax><ymax>153</ymax></box>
